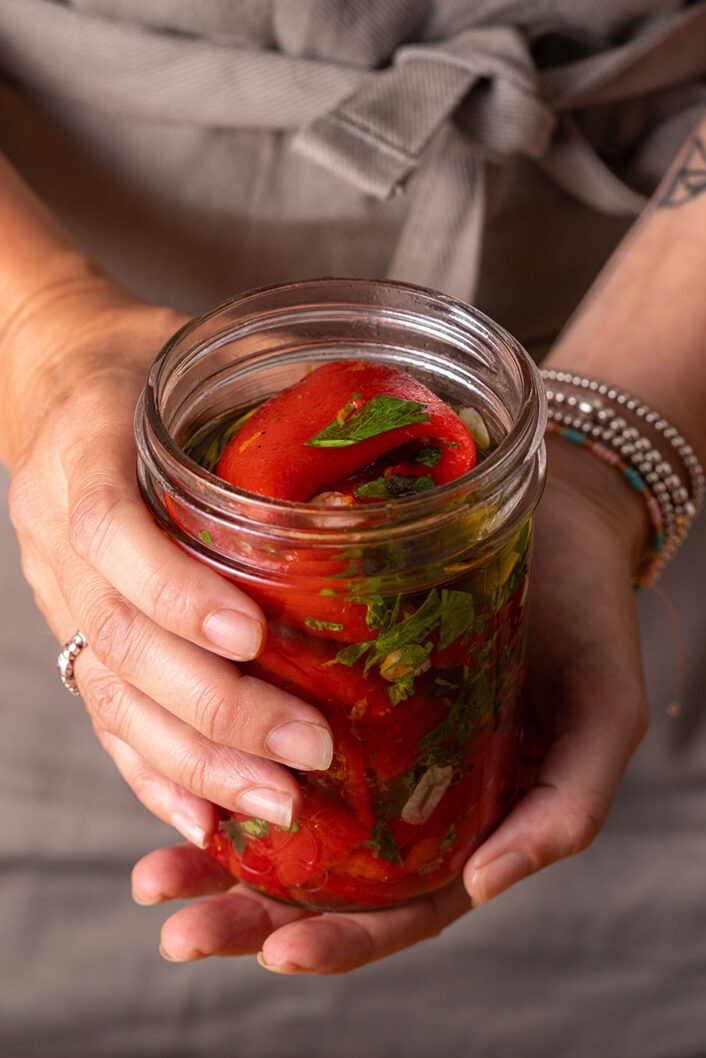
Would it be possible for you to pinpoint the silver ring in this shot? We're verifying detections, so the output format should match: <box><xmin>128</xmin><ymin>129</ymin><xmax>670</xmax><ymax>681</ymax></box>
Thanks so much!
<box><xmin>57</xmin><ymin>630</ymin><xmax>88</xmax><ymax>696</ymax></box>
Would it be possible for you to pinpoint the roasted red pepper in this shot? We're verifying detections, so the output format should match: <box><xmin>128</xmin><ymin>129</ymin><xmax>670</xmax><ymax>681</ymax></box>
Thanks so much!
<box><xmin>199</xmin><ymin>359</ymin><xmax>529</xmax><ymax>910</ymax></box>
<box><xmin>216</xmin><ymin>360</ymin><xmax>476</xmax><ymax>501</ymax></box>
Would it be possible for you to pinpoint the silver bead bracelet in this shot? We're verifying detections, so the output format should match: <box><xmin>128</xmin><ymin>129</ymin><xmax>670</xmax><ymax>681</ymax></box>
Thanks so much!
<box><xmin>541</xmin><ymin>369</ymin><xmax>705</xmax><ymax>585</ymax></box>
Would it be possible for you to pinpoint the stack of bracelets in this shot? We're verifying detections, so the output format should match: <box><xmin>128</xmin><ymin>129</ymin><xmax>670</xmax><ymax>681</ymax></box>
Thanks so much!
<box><xmin>541</xmin><ymin>369</ymin><xmax>705</xmax><ymax>588</ymax></box>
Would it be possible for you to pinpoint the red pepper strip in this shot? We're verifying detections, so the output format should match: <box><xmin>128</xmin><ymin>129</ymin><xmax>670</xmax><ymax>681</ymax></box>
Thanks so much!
<box><xmin>216</xmin><ymin>361</ymin><xmax>476</xmax><ymax>501</ymax></box>
<box><xmin>247</xmin><ymin>626</ymin><xmax>380</xmax><ymax>828</ymax></box>
<box><xmin>326</xmin><ymin>726</ymin><xmax>377</xmax><ymax>831</ymax></box>
<box><xmin>210</xmin><ymin>797</ymin><xmax>371</xmax><ymax>897</ymax></box>
<box><xmin>273</xmin><ymin>801</ymin><xmax>370</xmax><ymax>888</ymax></box>
<box><xmin>358</xmin><ymin>687</ymin><xmax>449</xmax><ymax>781</ymax></box>
<box><xmin>247</xmin><ymin>623</ymin><xmax>393</xmax><ymax>718</ymax></box>
<box><xmin>161</xmin><ymin>494</ymin><xmax>373</xmax><ymax>641</ymax></box>
<box><xmin>243</xmin><ymin>579</ymin><xmax>372</xmax><ymax>644</ymax></box>
<box><xmin>206</xmin><ymin>829</ymin><xmax>290</xmax><ymax>899</ymax></box>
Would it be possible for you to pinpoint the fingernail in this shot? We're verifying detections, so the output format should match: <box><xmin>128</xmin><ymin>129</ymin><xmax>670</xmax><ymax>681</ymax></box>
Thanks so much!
<box><xmin>257</xmin><ymin>951</ymin><xmax>303</xmax><ymax>975</ymax></box>
<box><xmin>202</xmin><ymin>610</ymin><xmax>264</xmax><ymax>660</ymax></box>
<box><xmin>132</xmin><ymin>887</ymin><xmax>164</xmax><ymax>906</ymax></box>
<box><xmin>469</xmin><ymin>851</ymin><xmax>533</xmax><ymax>904</ymax></box>
<box><xmin>160</xmin><ymin>943</ymin><xmax>202</xmax><ymax>963</ymax></box>
<box><xmin>235</xmin><ymin>787</ymin><xmax>294</xmax><ymax>829</ymax></box>
<box><xmin>170</xmin><ymin>811</ymin><xmax>208</xmax><ymax>849</ymax></box>
<box><xmin>265</xmin><ymin>722</ymin><xmax>333</xmax><ymax>771</ymax></box>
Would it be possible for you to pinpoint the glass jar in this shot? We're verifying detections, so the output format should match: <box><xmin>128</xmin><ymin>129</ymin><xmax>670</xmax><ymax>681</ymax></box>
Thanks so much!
<box><xmin>135</xmin><ymin>278</ymin><xmax>546</xmax><ymax>912</ymax></box>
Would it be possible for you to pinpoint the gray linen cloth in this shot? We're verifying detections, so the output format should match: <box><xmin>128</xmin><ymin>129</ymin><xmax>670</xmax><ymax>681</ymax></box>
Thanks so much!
<box><xmin>1</xmin><ymin>2</ymin><xmax>705</xmax><ymax>1055</ymax></box>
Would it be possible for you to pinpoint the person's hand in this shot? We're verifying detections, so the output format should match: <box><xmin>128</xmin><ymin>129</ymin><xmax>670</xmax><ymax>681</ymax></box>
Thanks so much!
<box><xmin>4</xmin><ymin>278</ymin><xmax>334</xmax><ymax>847</ymax></box>
<box><xmin>130</xmin><ymin>433</ymin><xmax>650</xmax><ymax>973</ymax></box>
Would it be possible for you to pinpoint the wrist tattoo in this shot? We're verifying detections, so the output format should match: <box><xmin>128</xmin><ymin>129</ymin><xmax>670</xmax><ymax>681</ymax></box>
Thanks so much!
<box><xmin>658</xmin><ymin>134</ymin><xmax>706</xmax><ymax>208</ymax></box>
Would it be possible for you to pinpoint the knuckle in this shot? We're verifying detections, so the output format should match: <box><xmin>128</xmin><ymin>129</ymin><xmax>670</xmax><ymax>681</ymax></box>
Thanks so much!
<box><xmin>180</xmin><ymin>750</ymin><xmax>211</xmax><ymax>799</ymax></box>
<box><xmin>8</xmin><ymin>466</ymin><xmax>37</xmax><ymax>537</ymax></box>
<box><xmin>84</xmin><ymin>671</ymin><xmax>132</xmax><ymax>739</ymax></box>
<box><xmin>67</xmin><ymin>481</ymin><xmax>122</xmax><ymax>565</ymax></box>
<box><xmin>139</xmin><ymin>564</ymin><xmax>194</xmax><ymax>628</ymax></box>
<box><xmin>562</xmin><ymin>800</ymin><xmax>603</xmax><ymax>858</ymax></box>
<box><xmin>85</xmin><ymin>596</ymin><xmax>141</xmax><ymax>671</ymax></box>
<box><xmin>191</xmin><ymin>684</ymin><xmax>237</xmax><ymax>745</ymax></box>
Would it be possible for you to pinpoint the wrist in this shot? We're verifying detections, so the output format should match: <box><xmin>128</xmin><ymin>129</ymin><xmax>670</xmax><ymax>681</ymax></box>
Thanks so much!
<box><xmin>541</xmin><ymin>369</ymin><xmax>704</xmax><ymax>585</ymax></box>
<box><xmin>0</xmin><ymin>273</ymin><xmax>184</xmax><ymax>468</ymax></box>
<box><xmin>543</xmin><ymin>431</ymin><xmax>652</xmax><ymax>583</ymax></box>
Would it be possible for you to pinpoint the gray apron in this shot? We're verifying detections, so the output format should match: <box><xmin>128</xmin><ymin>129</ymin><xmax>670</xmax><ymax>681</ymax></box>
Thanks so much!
<box><xmin>1</xmin><ymin>3</ymin><xmax>705</xmax><ymax>1055</ymax></box>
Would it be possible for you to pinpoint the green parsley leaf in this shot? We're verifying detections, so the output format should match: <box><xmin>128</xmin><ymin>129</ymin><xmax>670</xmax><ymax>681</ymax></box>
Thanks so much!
<box><xmin>239</xmin><ymin>818</ymin><xmax>270</xmax><ymax>838</ymax></box>
<box><xmin>388</xmin><ymin>674</ymin><xmax>416</xmax><ymax>705</ymax></box>
<box><xmin>438</xmin><ymin>589</ymin><xmax>474</xmax><ymax>651</ymax></box>
<box><xmin>361</xmin><ymin>594</ymin><xmax>390</xmax><ymax>631</ymax></box>
<box><xmin>223</xmin><ymin>819</ymin><xmax>246</xmax><ymax>855</ymax></box>
<box><xmin>200</xmin><ymin>529</ymin><xmax>213</xmax><ymax>545</ymax></box>
<box><xmin>365</xmin><ymin>821</ymin><xmax>405</xmax><ymax>865</ymax></box>
<box><xmin>439</xmin><ymin>823</ymin><xmax>458</xmax><ymax>851</ymax></box>
<box><xmin>373</xmin><ymin>589</ymin><xmax>441</xmax><ymax>660</ymax></box>
<box><xmin>303</xmin><ymin>618</ymin><xmax>344</xmax><ymax>632</ymax></box>
<box><xmin>418</xmin><ymin>672</ymin><xmax>493</xmax><ymax>768</ymax></box>
<box><xmin>307</xmin><ymin>395</ymin><xmax>430</xmax><ymax>448</ymax></box>
<box><xmin>354</xmin><ymin>473</ymin><xmax>435</xmax><ymax>500</ymax></box>
<box><xmin>335</xmin><ymin>641</ymin><xmax>373</xmax><ymax>667</ymax></box>
<box><xmin>413</xmin><ymin>445</ymin><xmax>443</xmax><ymax>468</ymax></box>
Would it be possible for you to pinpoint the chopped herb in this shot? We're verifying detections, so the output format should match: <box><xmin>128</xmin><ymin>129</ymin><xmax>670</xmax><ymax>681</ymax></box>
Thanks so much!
<box><xmin>365</xmin><ymin>821</ymin><xmax>404</xmax><ymax>865</ymax></box>
<box><xmin>307</xmin><ymin>395</ymin><xmax>430</xmax><ymax>448</ymax></box>
<box><xmin>335</xmin><ymin>641</ymin><xmax>372</xmax><ymax>667</ymax></box>
<box><xmin>371</xmin><ymin>590</ymin><xmax>442</xmax><ymax>663</ymax></box>
<box><xmin>354</xmin><ymin>473</ymin><xmax>435</xmax><ymax>500</ymax></box>
<box><xmin>223</xmin><ymin>819</ymin><xmax>246</xmax><ymax>855</ymax></box>
<box><xmin>331</xmin><ymin>557</ymin><xmax>363</xmax><ymax>579</ymax></box>
<box><xmin>200</xmin><ymin>529</ymin><xmax>213</xmax><ymax>545</ymax></box>
<box><xmin>304</xmin><ymin>618</ymin><xmax>344</xmax><ymax>632</ymax></box>
<box><xmin>239</xmin><ymin>818</ymin><xmax>270</xmax><ymax>838</ymax></box>
<box><xmin>388</xmin><ymin>673</ymin><xmax>416</xmax><ymax>705</ymax></box>
<box><xmin>184</xmin><ymin>405</ymin><xmax>259</xmax><ymax>470</ymax></box>
<box><xmin>413</xmin><ymin>445</ymin><xmax>443</xmax><ymax>468</ymax></box>
<box><xmin>438</xmin><ymin>589</ymin><xmax>473</xmax><ymax>651</ymax></box>
<box><xmin>418</xmin><ymin>673</ymin><xmax>493</xmax><ymax>767</ymax></box>
<box><xmin>439</xmin><ymin>823</ymin><xmax>457</xmax><ymax>851</ymax></box>
<box><xmin>223</xmin><ymin>815</ymin><xmax>269</xmax><ymax>854</ymax></box>
<box><xmin>360</xmin><ymin>593</ymin><xmax>390</xmax><ymax>632</ymax></box>
<box><xmin>334</xmin><ymin>586</ymin><xmax>475</xmax><ymax>703</ymax></box>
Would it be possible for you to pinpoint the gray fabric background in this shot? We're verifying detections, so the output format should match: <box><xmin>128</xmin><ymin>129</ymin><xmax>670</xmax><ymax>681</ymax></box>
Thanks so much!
<box><xmin>2</xmin><ymin>469</ymin><xmax>706</xmax><ymax>1057</ymax></box>
<box><xmin>1</xmin><ymin>2</ymin><xmax>705</xmax><ymax>1054</ymax></box>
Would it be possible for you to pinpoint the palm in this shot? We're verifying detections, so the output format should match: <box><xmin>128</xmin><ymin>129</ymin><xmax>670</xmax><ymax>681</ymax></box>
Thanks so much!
<box><xmin>132</xmin><ymin>455</ymin><xmax>649</xmax><ymax>973</ymax></box>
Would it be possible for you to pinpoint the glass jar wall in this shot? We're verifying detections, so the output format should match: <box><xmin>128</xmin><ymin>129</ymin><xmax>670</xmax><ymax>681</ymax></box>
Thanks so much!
<box><xmin>135</xmin><ymin>278</ymin><xmax>546</xmax><ymax>911</ymax></box>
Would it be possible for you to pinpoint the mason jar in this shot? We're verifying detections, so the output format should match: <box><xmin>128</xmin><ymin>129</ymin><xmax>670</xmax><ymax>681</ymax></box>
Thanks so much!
<box><xmin>135</xmin><ymin>277</ymin><xmax>546</xmax><ymax>911</ymax></box>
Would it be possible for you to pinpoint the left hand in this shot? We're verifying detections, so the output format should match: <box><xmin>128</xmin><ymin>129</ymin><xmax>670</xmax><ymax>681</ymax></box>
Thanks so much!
<box><xmin>131</xmin><ymin>432</ymin><xmax>651</xmax><ymax>974</ymax></box>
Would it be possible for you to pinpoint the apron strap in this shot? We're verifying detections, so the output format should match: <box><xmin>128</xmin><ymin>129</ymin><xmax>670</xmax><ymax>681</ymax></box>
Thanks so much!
<box><xmin>292</xmin><ymin>25</ymin><xmax>555</xmax><ymax>200</ymax></box>
<box><xmin>2</xmin><ymin>0</ymin><xmax>704</xmax><ymax>302</ymax></box>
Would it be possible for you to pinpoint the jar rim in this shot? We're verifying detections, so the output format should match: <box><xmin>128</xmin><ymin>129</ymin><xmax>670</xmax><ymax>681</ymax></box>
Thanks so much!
<box><xmin>137</xmin><ymin>278</ymin><xmax>546</xmax><ymax>538</ymax></box>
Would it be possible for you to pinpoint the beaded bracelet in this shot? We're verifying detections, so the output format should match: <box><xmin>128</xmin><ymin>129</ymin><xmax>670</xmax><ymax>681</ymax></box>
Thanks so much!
<box><xmin>541</xmin><ymin>369</ymin><xmax>705</xmax><ymax>587</ymax></box>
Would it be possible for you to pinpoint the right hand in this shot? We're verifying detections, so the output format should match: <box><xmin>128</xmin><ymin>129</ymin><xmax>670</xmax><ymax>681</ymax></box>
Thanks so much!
<box><xmin>3</xmin><ymin>277</ymin><xmax>333</xmax><ymax>847</ymax></box>
<box><xmin>127</xmin><ymin>427</ymin><xmax>651</xmax><ymax>974</ymax></box>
